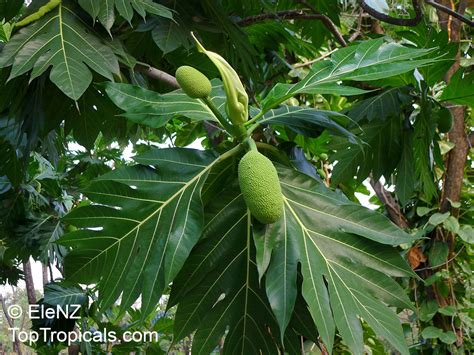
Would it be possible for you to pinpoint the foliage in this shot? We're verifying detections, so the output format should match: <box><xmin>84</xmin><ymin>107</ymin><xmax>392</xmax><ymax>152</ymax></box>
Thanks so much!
<box><xmin>0</xmin><ymin>0</ymin><xmax>472</xmax><ymax>354</ymax></box>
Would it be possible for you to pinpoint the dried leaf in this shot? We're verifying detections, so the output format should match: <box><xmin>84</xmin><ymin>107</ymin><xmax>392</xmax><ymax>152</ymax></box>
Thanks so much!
<box><xmin>407</xmin><ymin>247</ymin><xmax>427</xmax><ymax>269</ymax></box>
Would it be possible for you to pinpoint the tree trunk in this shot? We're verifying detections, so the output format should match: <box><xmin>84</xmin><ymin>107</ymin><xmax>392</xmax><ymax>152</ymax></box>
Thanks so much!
<box><xmin>22</xmin><ymin>260</ymin><xmax>36</xmax><ymax>305</ymax></box>
<box><xmin>42</xmin><ymin>262</ymin><xmax>49</xmax><ymax>290</ymax></box>
<box><xmin>431</xmin><ymin>0</ymin><xmax>468</xmax><ymax>345</ymax></box>
<box><xmin>440</xmin><ymin>105</ymin><xmax>468</xmax><ymax>215</ymax></box>
<box><xmin>0</xmin><ymin>295</ymin><xmax>22</xmax><ymax>354</ymax></box>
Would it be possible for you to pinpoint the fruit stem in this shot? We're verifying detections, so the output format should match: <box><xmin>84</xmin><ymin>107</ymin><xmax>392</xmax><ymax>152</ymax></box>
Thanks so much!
<box><xmin>217</xmin><ymin>143</ymin><xmax>243</xmax><ymax>162</ymax></box>
<box><xmin>244</xmin><ymin>110</ymin><xmax>264</xmax><ymax>126</ymax></box>
<box><xmin>243</xmin><ymin>137</ymin><xmax>258</xmax><ymax>152</ymax></box>
<box><xmin>247</xmin><ymin>121</ymin><xmax>261</xmax><ymax>136</ymax></box>
<box><xmin>202</xmin><ymin>97</ymin><xmax>236</xmax><ymax>136</ymax></box>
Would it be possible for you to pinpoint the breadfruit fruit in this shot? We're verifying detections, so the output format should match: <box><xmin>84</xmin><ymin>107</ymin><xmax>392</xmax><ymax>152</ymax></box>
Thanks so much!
<box><xmin>437</xmin><ymin>110</ymin><xmax>453</xmax><ymax>133</ymax></box>
<box><xmin>238</xmin><ymin>151</ymin><xmax>283</xmax><ymax>224</ymax></box>
<box><xmin>175</xmin><ymin>66</ymin><xmax>212</xmax><ymax>99</ymax></box>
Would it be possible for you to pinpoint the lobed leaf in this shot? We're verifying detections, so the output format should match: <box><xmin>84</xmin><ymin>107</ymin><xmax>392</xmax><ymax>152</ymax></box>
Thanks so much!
<box><xmin>0</xmin><ymin>4</ymin><xmax>119</xmax><ymax>100</ymax></box>
<box><xmin>261</xmin><ymin>39</ymin><xmax>439</xmax><ymax>111</ymax></box>
<box><xmin>61</xmin><ymin>148</ymin><xmax>224</xmax><ymax>316</ymax></box>
<box><xmin>103</xmin><ymin>79</ymin><xmax>225</xmax><ymax>127</ymax></box>
<box><xmin>258</xmin><ymin>105</ymin><xmax>358</xmax><ymax>143</ymax></box>
<box><xmin>258</xmin><ymin>166</ymin><xmax>415</xmax><ymax>353</ymax></box>
<box><xmin>78</xmin><ymin>0</ymin><xmax>172</xmax><ymax>32</ymax></box>
<box><xmin>170</xmin><ymin>188</ymin><xmax>281</xmax><ymax>354</ymax></box>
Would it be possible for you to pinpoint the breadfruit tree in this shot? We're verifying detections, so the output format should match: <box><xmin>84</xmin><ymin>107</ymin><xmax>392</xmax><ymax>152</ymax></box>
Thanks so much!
<box><xmin>0</xmin><ymin>0</ymin><xmax>472</xmax><ymax>354</ymax></box>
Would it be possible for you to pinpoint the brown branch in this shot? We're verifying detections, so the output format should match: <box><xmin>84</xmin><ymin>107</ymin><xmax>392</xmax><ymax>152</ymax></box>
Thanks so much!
<box><xmin>440</xmin><ymin>105</ymin><xmax>468</xmax><ymax>214</ymax></box>
<box><xmin>293</xmin><ymin>48</ymin><xmax>338</xmax><ymax>68</ymax></box>
<box><xmin>22</xmin><ymin>260</ymin><xmax>36</xmax><ymax>305</ymax></box>
<box><xmin>349</xmin><ymin>9</ymin><xmax>364</xmax><ymax>42</ymax></box>
<box><xmin>236</xmin><ymin>10</ymin><xmax>347</xmax><ymax>47</ymax></box>
<box><xmin>430</xmin><ymin>1</ymin><xmax>469</xmax><ymax>340</ymax></box>
<box><xmin>415</xmin><ymin>245</ymin><xmax>465</xmax><ymax>271</ymax></box>
<box><xmin>1</xmin><ymin>294</ymin><xmax>22</xmax><ymax>354</ymax></box>
<box><xmin>135</xmin><ymin>64</ymin><xmax>179</xmax><ymax>89</ymax></box>
<box><xmin>296</xmin><ymin>0</ymin><xmax>347</xmax><ymax>46</ymax></box>
<box><xmin>358</xmin><ymin>0</ymin><xmax>423</xmax><ymax>26</ymax></box>
<box><xmin>42</xmin><ymin>263</ymin><xmax>49</xmax><ymax>290</ymax></box>
<box><xmin>370</xmin><ymin>178</ymin><xmax>410</xmax><ymax>229</ymax></box>
<box><xmin>425</xmin><ymin>0</ymin><xmax>473</xmax><ymax>26</ymax></box>
<box><xmin>439</xmin><ymin>0</ymin><xmax>469</xmax><ymax>215</ymax></box>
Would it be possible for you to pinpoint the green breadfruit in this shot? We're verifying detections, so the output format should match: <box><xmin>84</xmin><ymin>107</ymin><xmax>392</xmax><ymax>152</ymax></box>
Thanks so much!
<box><xmin>437</xmin><ymin>110</ymin><xmax>453</xmax><ymax>133</ymax></box>
<box><xmin>238</xmin><ymin>150</ymin><xmax>284</xmax><ymax>224</ymax></box>
<box><xmin>175</xmin><ymin>66</ymin><xmax>212</xmax><ymax>99</ymax></box>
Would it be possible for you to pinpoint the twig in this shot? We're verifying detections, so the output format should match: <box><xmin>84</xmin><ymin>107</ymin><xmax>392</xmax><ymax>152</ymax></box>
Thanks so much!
<box><xmin>415</xmin><ymin>246</ymin><xmax>465</xmax><ymax>271</ymax></box>
<box><xmin>370</xmin><ymin>178</ymin><xmax>410</xmax><ymax>229</ymax></box>
<box><xmin>135</xmin><ymin>64</ymin><xmax>179</xmax><ymax>89</ymax></box>
<box><xmin>296</xmin><ymin>0</ymin><xmax>347</xmax><ymax>46</ymax></box>
<box><xmin>236</xmin><ymin>10</ymin><xmax>347</xmax><ymax>47</ymax></box>
<box><xmin>293</xmin><ymin>48</ymin><xmax>338</xmax><ymax>68</ymax></box>
<box><xmin>425</xmin><ymin>0</ymin><xmax>473</xmax><ymax>26</ymax></box>
<box><xmin>349</xmin><ymin>9</ymin><xmax>364</xmax><ymax>42</ymax></box>
<box><xmin>358</xmin><ymin>0</ymin><xmax>423</xmax><ymax>26</ymax></box>
<box><xmin>1</xmin><ymin>295</ymin><xmax>22</xmax><ymax>354</ymax></box>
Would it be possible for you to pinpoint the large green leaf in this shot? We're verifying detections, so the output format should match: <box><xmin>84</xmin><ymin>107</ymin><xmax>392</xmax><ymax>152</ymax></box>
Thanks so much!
<box><xmin>169</xmin><ymin>187</ymin><xmax>281</xmax><ymax>354</ymax></box>
<box><xmin>261</xmin><ymin>39</ymin><xmax>439</xmax><ymax>111</ymax></box>
<box><xmin>344</xmin><ymin>87</ymin><xmax>412</xmax><ymax>123</ymax></box>
<box><xmin>396</xmin><ymin>129</ymin><xmax>416</xmax><ymax>205</ymax></box>
<box><xmin>78</xmin><ymin>0</ymin><xmax>172</xmax><ymax>32</ymax></box>
<box><xmin>151</xmin><ymin>17</ymin><xmax>190</xmax><ymax>55</ymax></box>
<box><xmin>103</xmin><ymin>79</ymin><xmax>225</xmax><ymax>128</ymax></box>
<box><xmin>0</xmin><ymin>0</ymin><xmax>23</xmax><ymax>22</ymax></box>
<box><xmin>397</xmin><ymin>25</ymin><xmax>457</xmax><ymax>85</ymax></box>
<box><xmin>43</xmin><ymin>86</ymin><xmax>122</xmax><ymax>149</ymax></box>
<box><xmin>258</xmin><ymin>105</ymin><xmax>358</xmax><ymax>143</ymax></box>
<box><xmin>413</xmin><ymin>86</ymin><xmax>438</xmax><ymax>200</ymax></box>
<box><xmin>170</xmin><ymin>163</ymin><xmax>416</xmax><ymax>354</ymax></box>
<box><xmin>0</xmin><ymin>4</ymin><xmax>120</xmax><ymax>100</ymax></box>
<box><xmin>0</xmin><ymin>137</ymin><xmax>22</xmax><ymax>187</ymax></box>
<box><xmin>331</xmin><ymin>117</ymin><xmax>402</xmax><ymax>185</ymax></box>
<box><xmin>60</xmin><ymin>148</ymin><xmax>236</xmax><ymax>316</ymax></box>
<box><xmin>440</xmin><ymin>70</ymin><xmax>474</xmax><ymax>107</ymax></box>
<box><xmin>43</xmin><ymin>283</ymin><xmax>88</xmax><ymax>307</ymax></box>
<box><xmin>258</xmin><ymin>166</ymin><xmax>415</xmax><ymax>354</ymax></box>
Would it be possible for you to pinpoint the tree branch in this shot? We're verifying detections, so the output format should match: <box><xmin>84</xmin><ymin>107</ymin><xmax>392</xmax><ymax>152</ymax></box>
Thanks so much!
<box><xmin>425</xmin><ymin>0</ymin><xmax>473</xmax><ymax>26</ymax></box>
<box><xmin>358</xmin><ymin>0</ymin><xmax>423</xmax><ymax>26</ymax></box>
<box><xmin>349</xmin><ymin>9</ymin><xmax>364</xmax><ymax>42</ymax></box>
<box><xmin>22</xmin><ymin>260</ymin><xmax>36</xmax><ymax>305</ymax></box>
<box><xmin>296</xmin><ymin>0</ymin><xmax>347</xmax><ymax>46</ymax></box>
<box><xmin>236</xmin><ymin>10</ymin><xmax>347</xmax><ymax>47</ymax></box>
<box><xmin>1</xmin><ymin>294</ymin><xmax>22</xmax><ymax>354</ymax></box>
<box><xmin>135</xmin><ymin>64</ymin><xmax>179</xmax><ymax>89</ymax></box>
<box><xmin>440</xmin><ymin>106</ymin><xmax>468</xmax><ymax>214</ymax></box>
<box><xmin>370</xmin><ymin>178</ymin><xmax>410</xmax><ymax>229</ymax></box>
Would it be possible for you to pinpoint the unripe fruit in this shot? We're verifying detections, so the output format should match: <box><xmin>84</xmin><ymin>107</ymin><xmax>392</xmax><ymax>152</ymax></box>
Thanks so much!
<box><xmin>238</xmin><ymin>151</ymin><xmax>284</xmax><ymax>224</ymax></box>
<box><xmin>437</xmin><ymin>111</ymin><xmax>453</xmax><ymax>133</ymax></box>
<box><xmin>317</xmin><ymin>168</ymin><xmax>326</xmax><ymax>179</ymax></box>
<box><xmin>175</xmin><ymin>66</ymin><xmax>212</xmax><ymax>99</ymax></box>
